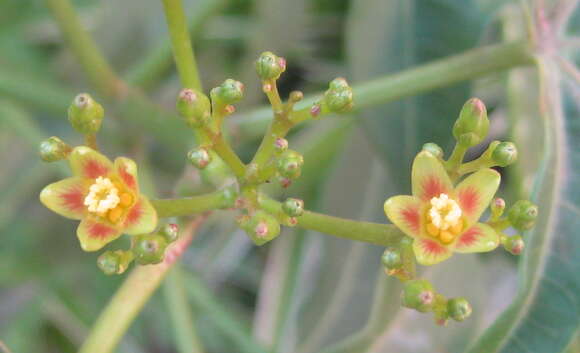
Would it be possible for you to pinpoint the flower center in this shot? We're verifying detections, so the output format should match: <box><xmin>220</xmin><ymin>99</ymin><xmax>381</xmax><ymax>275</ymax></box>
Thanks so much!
<box><xmin>426</xmin><ymin>193</ymin><xmax>463</xmax><ymax>244</ymax></box>
<box><xmin>84</xmin><ymin>177</ymin><xmax>120</xmax><ymax>215</ymax></box>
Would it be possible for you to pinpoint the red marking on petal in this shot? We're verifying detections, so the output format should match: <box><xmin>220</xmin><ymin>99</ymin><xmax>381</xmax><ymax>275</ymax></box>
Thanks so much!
<box><xmin>402</xmin><ymin>207</ymin><xmax>420</xmax><ymax>233</ymax></box>
<box><xmin>457</xmin><ymin>226</ymin><xmax>481</xmax><ymax>248</ymax></box>
<box><xmin>119</xmin><ymin>166</ymin><xmax>136</xmax><ymax>190</ymax></box>
<box><xmin>125</xmin><ymin>200</ymin><xmax>143</xmax><ymax>227</ymax></box>
<box><xmin>458</xmin><ymin>187</ymin><xmax>480</xmax><ymax>216</ymax></box>
<box><xmin>420</xmin><ymin>238</ymin><xmax>447</xmax><ymax>255</ymax></box>
<box><xmin>60</xmin><ymin>187</ymin><xmax>85</xmax><ymax>212</ymax></box>
<box><xmin>88</xmin><ymin>222</ymin><xmax>116</xmax><ymax>239</ymax></box>
<box><xmin>421</xmin><ymin>176</ymin><xmax>448</xmax><ymax>201</ymax></box>
<box><xmin>84</xmin><ymin>159</ymin><xmax>110</xmax><ymax>178</ymax></box>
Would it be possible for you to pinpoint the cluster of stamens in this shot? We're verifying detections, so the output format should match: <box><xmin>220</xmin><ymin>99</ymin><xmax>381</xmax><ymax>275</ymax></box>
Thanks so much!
<box><xmin>84</xmin><ymin>176</ymin><xmax>133</xmax><ymax>223</ymax></box>
<box><xmin>426</xmin><ymin>193</ymin><xmax>463</xmax><ymax>244</ymax></box>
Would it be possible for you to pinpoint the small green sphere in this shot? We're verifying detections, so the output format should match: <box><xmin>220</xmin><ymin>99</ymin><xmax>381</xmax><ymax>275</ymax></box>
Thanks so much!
<box><xmin>492</xmin><ymin>142</ymin><xmax>518</xmax><ymax>167</ymax></box>
<box><xmin>282</xmin><ymin>198</ymin><xmax>304</xmax><ymax>217</ymax></box>
<box><xmin>133</xmin><ymin>235</ymin><xmax>168</xmax><ymax>265</ymax></box>
<box><xmin>507</xmin><ymin>200</ymin><xmax>538</xmax><ymax>231</ymax></box>
<box><xmin>401</xmin><ymin>279</ymin><xmax>435</xmax><ymax>313</ymax></box>
<box><xmin>381</xmin><ymin>247</ymin><xmax>403</xmax><ymax>270</ymax></box>
<box><xmin>447</xmin><ymin>297</ymin><xmax>472</xmax><ymax>322</ymax></box>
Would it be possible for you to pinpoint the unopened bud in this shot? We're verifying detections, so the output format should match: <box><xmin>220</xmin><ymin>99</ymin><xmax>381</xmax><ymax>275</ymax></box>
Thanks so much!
<box><xmin>97</xmin><ymin>250</ymin><xmax>132</xmax><ymax>275</ymax></box>
<box><xmin>255</xmin><ymin>51</ymin><xmax>286</xmax><ymax>80</ymax></box>
<box><xmin>452</xmin><ymin>98</ymin><xmax>489</xmax><ymax>147</ymax></box>
<box><xmin>160</xmin><ymin>223</ymin><xmax>179</xmax><ymax>243</ymax></box>
<box><xmin>39</xmin><ymin>136</ymin><xmax>71</xmax><ymax>162</ymax></box>
<box><xmin>282</xmin><ymin>198</ymin><xmax>304</xmax><ymax>217</ymax></box>
<box><xmin>274</xmin><ymin>138</ymin><xmax>288</xmax><ymax>154</ymax></box>
<box><xmin>422</xmin><ymin>143</ymin><xmax>444</xmax><ymax>159</ymax></box>
<box><xmin>507</xmin><ymin>200</ymin><xmax>538</xmax><ymax>231</ymax></box>
<box><xmin>504</xmin><ymin>235</ymin><xmax>525</xmax><ymax>255</ymax></box>
<box><xmin>381</xmin><ymin>247</ymin><xmax>403</xmax><ymax>270</ymax></box>
<box><xmin>323</xmin><ymin>78</ymin><xmax>353</xmax><ymax>113</ymax></box>
<box><xmin>278</xmin><ymin>177</ymin><xmax>292</xmax><ymax>188</ymax></box>
<box><xmin>490</xmin><ymin>197</ymin><xmax>506</xmax><ymax>219</ymax></box>
<box><xmin>187</xmin><ymin>147</ymin><xmax>212</xmax><ymax>169</ymax></box>
<box><xmin>310</xmin><ymin>104</ymin><xmax>322</xmax><ymax>117</ymax></box>
<box><xmin>176</xmin><ymin>88</ymin><xmax>211</xmax><ymax>128</ymax></box>
<box><xmin>492</xmin><ymin>141</ymin><xmax>518</xmax><ymax>167</ymax></box>
<box><xmin>242</xmin><ymin>210</ymin><xmax>281</xmax><ymax>246</ymax></box>
<box><xmin>133</xmin><ymin>234</ymin><xmax>168</xmax><ymax>265</ymax></box>
<box><xmin>289</xmin><ymin>91</ymin><xmax>304</xmax><ymax>103</ymax></box>
<box><xmin>211</xmin><ymin>79</ymin><xmax>244</xmax><ymax>105</ymax></box>
<box><xmin>401</xmin><ymin>279</ymin><xmax>435</xmax><ymax>313</ymax></box>
<box><xmin>447</xmin><ymin>297</ymin><xmax>472</xmax><ymax>321</ymax></box>
<box><xmin>68</xmin><ymin>93</ymin><xmax>104</xmax><ymax>134</ymax></box>
<box><xmin>277</xmin><ymin>150</ymin><xmax>304</xmax><ymax>179</ymax></box>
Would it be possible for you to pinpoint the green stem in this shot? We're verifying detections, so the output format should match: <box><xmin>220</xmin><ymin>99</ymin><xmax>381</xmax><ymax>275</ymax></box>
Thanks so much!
<box><xmin>151</xmin><ymin>190</ymin><xmax>233</xmax><ymax>218</ymax></box>
<box><xmin>235</xmin><ymin>40</ymin><xmax>534</xmax><ymax>139</ymax></box>
<box><xmin>44</xmin><ymin>0</ymin><xmax>123</xmax><ymax>97</ymax></box>
<box><xmin>78</xmin><ymin>221</ymin><xmax>202</xmax><ymax>353</ymax></box>
<box><xmin>445</xmin><ymin>143</ymin><xmax>468</xmax><ymax>173</ymax></box>
<box><xmin>161</xmin><ymin>0</ymin><xmax>203</xmax><ymax>90</ymax></box>
<box><xmin>204</xmin><ymin>130</ymin><xmax>247</xmax><ymax>178</ymax></box>
<box><xmin>164</xmin><ymin>266</ymin><xmax>205</xmax><ymax>353</ymax></box>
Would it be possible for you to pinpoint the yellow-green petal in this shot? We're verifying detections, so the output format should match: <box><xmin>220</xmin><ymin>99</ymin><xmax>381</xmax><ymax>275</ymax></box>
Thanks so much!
<box><xmin>123</xmin><ymin>196</ymin><xmax>158</xmax><ymax>235</ymax></box>
<box><xmin>411</xmin><ymin>151</ymin><xmax>453</xmax><ymax>202</ymax></box>
<box><xmin>454</xmin><ymin>168</ymin><xmax>500</xmax><ymax>228</ymax></box>
<box><xmin>384</xmin><ymin>195</ymin><xmax>423</xmax><ymax>238</ymax></box>
<box><xmin>77</xmin><ymin>218</ymin><xmax>123</xmax><ymax>252</ymax></box>
<box><xmin>39</xmin><ymin>177</ymin><xmax>91</xmax><ymax>220</ymax></box>
<box><xmin>454</xmin><ymin>222</ymin><xmax>499</xmax><ymax>253</ymax></box>
<box><xmin>69</xmin><ymin>146</ymin><xmax>113</xmax><ymax>179</ymax></box>
<box><xmin>114</xmin><ymin>157</ymin><xmax>139</xmax><ymax>192</ymax></box>
<box><xmin>412</xmin><ymin>237</ymin><xmax>453</xmax><ymax>266</ymax></box>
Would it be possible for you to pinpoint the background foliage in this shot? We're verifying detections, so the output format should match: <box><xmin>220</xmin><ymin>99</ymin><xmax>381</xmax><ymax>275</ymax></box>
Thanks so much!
<box><xmin>0</xmin><ymin>0</ymin><xmax>578</xmax><ymax>352</ymax></box>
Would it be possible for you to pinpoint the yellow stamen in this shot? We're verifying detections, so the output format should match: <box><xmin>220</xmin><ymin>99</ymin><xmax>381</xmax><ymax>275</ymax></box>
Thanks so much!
<box><xmin>426</xmin><ymin>223</ymin><xmax>440</xmax><ymax>237</ymax></box>
<box><xmin>440</xmin><ymin>231</ymin><xmax>454</xmax><ymax>244</ymax></box>
<box><xmin>84</xmin><ymin>176</ymin><xmax>120</xmax><ymax>214</ymax></box>
<box><xmin>119</xmin><ymin>193</ymin><xmax>133</xmax><ymax>207</ymax></box>
<box><xmin>451</xmin><ymin>220</ymin><xmax>463</xmax><ymax>235</ymax></box>
<box><xmin>426</xmin><ymin>193</ymin><xmax>464</xmax><ymax>244</ymax></box>
<box><xmin>108</xmin><ymin>207</ymin><xmax>123</xmax><ymax>223</ymax></box>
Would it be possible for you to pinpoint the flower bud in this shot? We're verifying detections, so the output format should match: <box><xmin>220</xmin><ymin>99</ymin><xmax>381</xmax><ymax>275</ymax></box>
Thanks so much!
<box><xmin>277</xmin><ymin>150</ymin><xmax>304</xmax><ymax>179</ymax></box>
<box><xmin>39</xmin><ymin>136</ymin><xmax>71</xmax><ymax>162</ymax></box>
<box><xmin>282</xmin><ymin>198</ymin><xmax>304</xmax><ymax>217</ymax></box>
<box><xmin>176</xmin><ymin>88</ymin><xmax>211</xmax><ymax>128</ymax></box>
<box><xmin>255</xmin><ymin>51</ymin><xmax>286</xmax><ymax>80</ymax></box>
<box><xmin>187</xmin><ymin>147</ymin><xmax>212</xmax><ymax>169</ymax></box>
<box><xmin>381</xmin><ymin>247</ymin><xmax>402</xmax><ymax>270</ymax></box>
<box><xmin>504</xmin><ymin>235</ymin><xmax>525</xmax><ymax>255</ymax></box>
<box><xmin>160</xmin><ymin>223</ymin><xmax>179</xmax><ymax>243</ymax></box>
<box><xmin>490</xmin><ymin>197</ymin><xmax>506</xmax><ymax>219</ymax></box>
<box><xmin>289</xmin><ymin>91</ymin><xmax>303</xmax><ymax>103</ymax></box>
<box><xmin>67</xmin><ymin>93</ymin><xmax>104</xmax><ymax>134</ymax></box>
<box><xmin>447</xmin><ymin>297</ymin><xmax>472</xmax><ymax>321</ymax></box>
<box><xmin>452</xmin><ymin>98</ymin><xmax>489</xmax><ymax>147</ymax></box>
<box><xmin>274</xmin><ymin>138</ymin><xmax>288</xmax><ymax>154</ymax></box>
<box><xmin>492</xmin><ymin>141</ymin><xmax>518</xmax><ymax>167</ymax></box>
<box><xmin>422</xmin><ymin>143</ymin><xmax>444</xmax><ymax>159</ymax></box>
<box><xmin>211</xmin><ymin>79</ymin><xmax>244</xmax><ymax>105</ymax></box>
<box><xmin>242</xmin><ymin>210</ymin><xmax>281</xmax><ymax>246</ymax></box>
<box><xmin>323</xmin><ymin>78</ymin><xmax>353</xmax><ymax>113</ymax></box>
<box><xmin>133</xmin><ymin>234</ymin><xmax>168</xmax><ymax>265</ymax></box>
<box><xmin>97</xmin><ymin>250</ymin><xmax>132</xmax><ymax>275</ymax></box>
<box><xmin>507</xmin><ymin>200</ymin><xmax>538</xmax><ymax>231</ymax></box>
<box><xmin>401</xmin><ymin>279</ymin><xmax>435</xmax><ymax>313</ymax></box>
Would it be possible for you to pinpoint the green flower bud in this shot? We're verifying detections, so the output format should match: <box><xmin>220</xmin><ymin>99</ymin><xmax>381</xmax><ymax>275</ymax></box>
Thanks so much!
<box><xmin>289</xmin><ymin>90</ymin><xmax>303</xmax><ymax>103</ymax></box>
<box><xmin>274</xmin><ymin>138</ymin><xmax>289</xmax><ymax>154</ymax></box>
<box><xmin>133</xmin><ymin>234</ymin><xmax>168</xmax><ymax>265</ymax></box>
<box><xmin>282</xmin><ymin>198</ymin><xmax>304</xmax><ymax>217</ymax></box>
<box><xmin>447</xmin><ymin>297</ymin><xmax>472</xmax><ymax>322</ymax></box>
<box><xmin>67</xmin><ymin>93</ymin><xmax>104</xmax><ymax>134</ymax></box>
<box><xmin>492</xmin><ymin>141</ymin><xmax>518</xmax><ymax>167</ymax></box>
<box><xmin>255</xmin><ymin>51</ymin><xmax>286</xmax><ymax>80</ymax></box>
<box><xmin>490</xmin><ymin>197</ymin><xmax>506</xmax><ymax>219</ymax></box>
<box><xmin>277</xmin><ymin>150</ymin><xmax>304</xmax><ymax>179</ymax></box>
<box><xmin>422</xmin><ymin>143</ymin><xmax>444</xmax><ymax>159</ymax></box>
<box><xmin>452</xmin><ymin>98</ymin><xmax>489</xmax><ymax>147</ymax></box>
<box><xmin>323</xmin><ymin>78</ymin><xmax>353</xmax><ymax>113</ymax></box>
<box><xmin>507</xmin><ymin>200</ymin><xmax>538</xmax><ymax>231</ymax></box>
<box><xmin>160</xmin><ymin>223</ymin><xmax>179</xmax><ymax>243</ymax></box>
<box><xmin>401</xmin><ymin>279</ymin><xmax>435</xmax><ymax>313</ymax></box>
<box><xmin>504</xmin><ymin>234</ymin><xmax>525</xmax><ymax>255</ymax></box>
<box><xmin>381</xmin><ymin>247</ymin><xmax>402</xmax><ymax>270</ymax></box>
<box><xmin>176</xmin><ymin>88</ymin><xmax>211</xmax><ymax>128</ymax></box>
<box><xmin>242</xmin><ymin>210</ymin><xmax>281</xmax><ymax>246</ymax></box>
<box><xmin>187</xmin><ymin>147</ymin><xmax>212</xmax><ymax>169</ymax></box>
<box><xmin>97</xmin><ymin>250</ymin><xmax>132</xmax><ymax>275</ymax></box>
<box><xmin>39</xmin><ymin>136</ymin><xmax>71</xmax><ymax>162</ymax></box>
<box><xmin>211</xmin><ymin>79</ymin><xmax>244</xmax><ymax>105</ymax></box>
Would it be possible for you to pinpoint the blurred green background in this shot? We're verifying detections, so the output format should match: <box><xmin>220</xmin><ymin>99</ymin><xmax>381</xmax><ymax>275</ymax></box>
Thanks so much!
<box><xmin>0</xmin><ymin>0</ymin><xmax>578</xmax><ymax>352</ymax></box>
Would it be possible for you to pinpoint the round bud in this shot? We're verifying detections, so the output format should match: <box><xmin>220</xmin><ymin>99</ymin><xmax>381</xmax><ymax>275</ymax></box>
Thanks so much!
<box><xmin>187</xmin><ymin>147</ymin><xmax>212</xmax><ymax>169</ymax></box>
<box><xmin>282</xmin><ymin>198</ymin><xmax>304</xmax><ymax>217</ymax></box>
<box><xmin>447</xmin><ymin>297</ymin><xmax>472</xmax><ymax>322</ymax></box>
<box><xmin>381</xmin><ymin>247</ymin><xmax>403</xmax><ymax>270</ymax></box>
<box><xmin>211</xmin><ymin>79</ymin><xmax>244</xmax><ymax>105</ymax></box>
<box><xmin>176</xmin><ymin>88</ymin><xmax>211</xmax><ymax>128</ymax></box>
<box><xmin>274</xmin><ymin>138</ymin><xmax>289</xmax><ymax>154</ymax></box>
<box><xmin>277</xmin><ymin>150</ymin><xmax>304</xmax><ymax>179</ymax></box>
<box><xmin>492</xmin><ymin>142</ymin><xmax>518</xmax><ymax>167</ymax></box>
<box><xmin>67</xmin><ymin>93</ymin><xmax>104</xmax><ymax>134</ymax></box>
<box><xmin>310</xmin><ymin>104</ymin><xmax>322</xmax><ymax>117</ymax></box>
<box><xmin>97</xmin><ymin>250</ymin><xmax>131</xmax><ymax>275</ymax></box>
<box><xmin>505</xmin><ymin>235</ymin><xmax>525</xmax><ymax>255</ymax></box>
<box><xmin>401</xmin><ymin>279</ymin><xmax>435</xmax><ymax>313</ymax></box>
<box><xmin>289</xmin><ymin>91</ymin><xmax>304</xmax><ymax>103</ymax></box>
<box><xmin>490</xmin><ymin>197</ymin><xmax>506</xmax><ymax>218</ymax></box>
<box><xmin>452</xmin><ymin>98</ymin><xmax>489</xmax><ymax>147</ymax></box>
<box><xmin>39</xmin><ymin>136</ymin><xmax>71</xmax><ymax>162</ymax></box>
<box><xmin>255</xmin><ymin>51</ymin><xmax>286</xmax><ymax>80</ymax></box>
<box><xmin>507</xmin><ymin>200</ymin><xmax>538</xmax><ymax>231</ymax></box>
<box><xmin>422</xmin><ymin>143</ymin><xmax>444</xmax><ymax>159</ymax></box>
<box><xmin>133</xmin><ymin>234</ymin><xmax>168</xmax><ymax>265</ymax></box>
<box><xmin>242</xmin><ymin>210</ymin><xmax>281</xmax><ymax>246</ymax></box>
<box><xmin>323</xmin><ymin>78</ymin><xmax>353</xmax><ymax>113</ymax></box>
<box><xmin>160</xmin><ymin>223</ymin><xmax>179</xmax><ymax>243</ymax></box>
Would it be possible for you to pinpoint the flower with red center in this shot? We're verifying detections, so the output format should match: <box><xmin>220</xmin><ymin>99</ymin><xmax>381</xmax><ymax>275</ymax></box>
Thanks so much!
<box><xmin>40</xmin><ymin>146</ymin><xmax>158</xmax><ymax>251</ymax></box>
<box><xmin>384</xmin><ymin>151</ymin><xmax>501</xmax><ymax>265</ymax></box>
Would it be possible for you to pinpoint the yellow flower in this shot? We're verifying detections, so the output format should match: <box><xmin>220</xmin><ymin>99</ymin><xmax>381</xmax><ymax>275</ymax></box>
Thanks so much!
<box><xmin>40</xmin><ymin>146</ymin><xmax>157</xmax><ymax>251</ymax></box>
<box><xmin>384</xmin><ymin>151</ymin><xmax>500</xmax><ymax>265</ymax></box>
